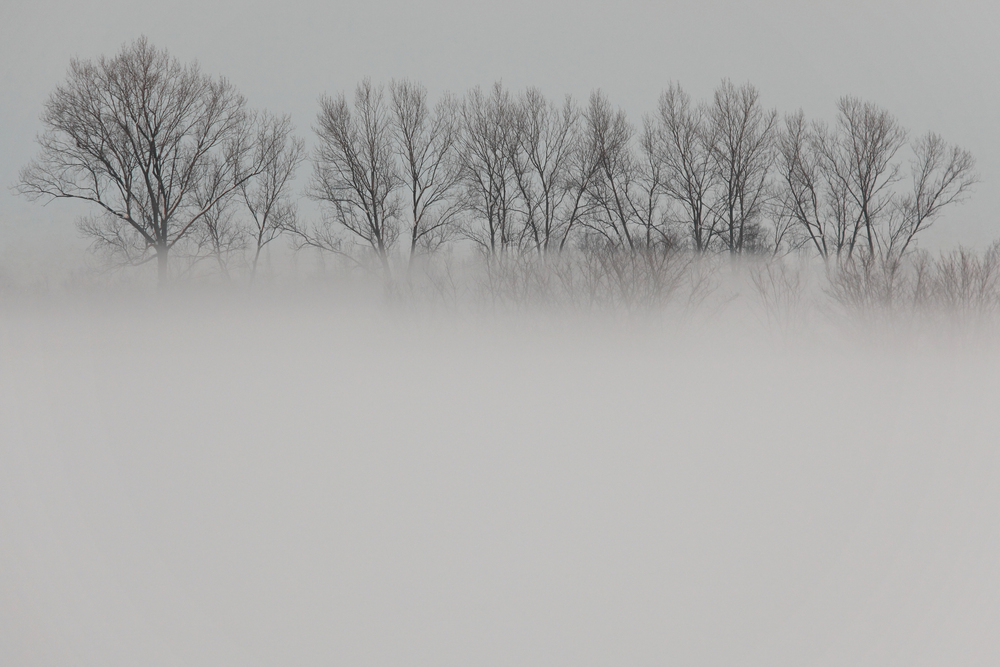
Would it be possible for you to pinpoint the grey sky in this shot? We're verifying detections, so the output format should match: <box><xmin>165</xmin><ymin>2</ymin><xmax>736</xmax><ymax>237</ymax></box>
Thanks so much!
<box><xmin>2</xmin><ymin>0</ymin><xmax>998</xmax><ymax>277</ymax></box>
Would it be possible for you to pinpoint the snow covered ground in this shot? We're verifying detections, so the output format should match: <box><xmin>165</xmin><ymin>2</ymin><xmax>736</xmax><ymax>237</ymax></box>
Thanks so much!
<box><xmin>2</xmin><ymin>290</ymin><xmax>999</xmax><ymax>666</ymax></box>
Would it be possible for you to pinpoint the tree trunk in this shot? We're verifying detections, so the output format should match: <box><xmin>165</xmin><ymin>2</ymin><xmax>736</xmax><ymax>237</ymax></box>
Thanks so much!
<box><xmin>156</xmin><ymin>245</ymin><xmax>169</xmax><ymax>287</ymax></box>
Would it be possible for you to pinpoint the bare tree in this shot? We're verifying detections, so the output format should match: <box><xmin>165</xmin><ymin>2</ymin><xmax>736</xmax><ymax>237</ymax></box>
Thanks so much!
<box><xmin>458</xmin><ymin>82</ymin><xmax>519</xmax><ymax>255</ymax></box>
<box><xmin>890</xmin><ymin>132</ymin><xmax>977</xmax><ymax>257</ymax></box>
<box><xmin>557</xmin><ymin>121</ymin><xmax>602</xmax><ymax>253</ymax></box>
<box><xmin>815</xmin><ymin>97</ymin><xmax>908</xmax><ymax>258</ymax></box>
<box><xmin>635</xmin><ymin>116</ymin><xmax>672</xmax><ymax>250</ymax></box>
<box><xmin>292</xmin><ymin>79</ymin><xmax>401</xmax><ymax>277</ymax></box>
<box><xmin>305</xmin><ymin>79</ymin><xmax>400</xmax><ymax>275</ymax></box>
<box><xmin>312</xmin><ymin>80</ymin><xmax>400</xmax><ymax>268</ymax></box>
<box><xmin>930</xmin><ymin>244</ymin><xmax>1000</xmax><ymax>319</ymax></box>
<box><xmin>579</xmin><ymin>91</ymin><xmax>640</xmax><ymax>251</ymax></box>
<box><xmin>509</xmin><ymin>88</ymin><xmax>587</xmax><ymax>255</ymax></box>
<box><xmin>242</xmin><ymin>114</ymin><xmax>304</xmax><ymax>282</ymax></box>
<box><xmin>776</xmin><ymin>110</ymin><xmax>843</xmax><ymax>259</ymax></box>
<box><xmin>579</xmin><ymin>91</ymin><xmax>674</xmax><ymax>255</ymax></box>
<box><xmin>708</xmin><ymin>80</ymin><xmax>778</xmax><ymax>254</ymax></box>
<box><xmin>389</xmin><ymin>80</ymin><xmax>463</xmax><ymax>262</ymax></box>
<box><xmin>648</xmin><ymin>83</ymin><xmax>718</xmax><ymax>252</ymax></box>
<box><xmin>182</xmin><ymin>115</ymin><xmax>304</xmax><ymax>282</ymax></box>
<box><xmin>186</xmin><ymin>181</ymin><xmax>246</xmax><ymax>279</ymax></box>
<box><xmin>779</xmin><ymin>100</ymin><xmax>975</xmax><ymax>263</ymax></box>
<box><xmin>17</xmin><ymin>37</ymin><xmax>267</xmax><ymax>285</ymax></box>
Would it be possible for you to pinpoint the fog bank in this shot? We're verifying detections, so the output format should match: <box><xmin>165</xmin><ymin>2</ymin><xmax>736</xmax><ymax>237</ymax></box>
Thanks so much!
<box><xmin>2</xmin><ymin>294</ymin><xmax>999</xmax><ymax>666</ymax></box>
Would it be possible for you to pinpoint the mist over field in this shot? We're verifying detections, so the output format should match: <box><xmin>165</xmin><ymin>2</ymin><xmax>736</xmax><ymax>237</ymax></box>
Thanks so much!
<box><xmin>3</xmin><ymin>273</ymin><xmax>1000</xmax><ymax>666</ymax></box>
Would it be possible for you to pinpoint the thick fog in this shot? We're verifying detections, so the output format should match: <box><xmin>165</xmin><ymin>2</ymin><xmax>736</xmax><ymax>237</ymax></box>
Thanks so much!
<box><xmin>3</xmin><ymin>276</ymin><xmax>1000</xmax><ymax>666</ymax></box>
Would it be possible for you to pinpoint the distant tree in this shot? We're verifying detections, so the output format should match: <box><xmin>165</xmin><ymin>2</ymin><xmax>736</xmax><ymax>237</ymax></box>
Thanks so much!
<box><xmin>775</xmin><ymin>110</ymin><xmax>846</xmax><ymax>259</ymax></box>
<box><xmin>389</xmin><ymin>80</ymin><xmax>463</xmax><ymax>261</ymax></box>
<box><xmin>177</xmin><ymin>115</ymin><xmax>303</xmax><ymax>283</ymax></box>
<box><xmin>579</xmin><ymin>91</ymin><xmax>671</xmax><ymax>253</ymax></box>
<box><xmin>635</xmin><ymin>113</ymin><xmax>672</xmax><ymax>250</ymax></box>
<box><xmin>648</xmin><ymin>83</ymin><xmax>717</xmax><ymax>252</ymax></box>
<box><xmin>890</xmin><ymin>131</ymin><xmax>977</xmax><ymax>258</ymax></box>
<box><xmin>458</xmin><ymin>82</ymin><xmax>519</xmax><ymax>255</ymax></box>
<box><xmin>188</xmin><ymin>186</ymin><xmax>245</xmax><ymax>279</ymax></box>
<box><xmin>241</xmin><ymin>114</ymin><xmax>304</xmax><ymax>282</ymax></box>
<box><xmin>301</xmin><ymin>79</ymin><xmax>400</xmax><ymax>275</ymax></box>
<box><xmin>816</xmin><ymin>96</ymin><xmax>908</xmax><ymax>258</ymax></box>
<box><xmin>579</xmin><ymin>91</ymin><xmax>641</xmax><ymax>251</ymax></box>
<box><xmin>777</xmin><ymin>98</ymin><xmax>976</xmax><ymax>261</ymax></box>
<box><xmin>509</xmin><ymin>88</ymin><xmax>589</xmax><ymax>255</ymax></box>
<box><xmin>16</xmin><ymin>37</ymin><xmax>271</xmax><ymax>285</ymax></box>
<box><xmin>708</xmin><ymin>80</ymin><xmax>778</xmax><ymax>254</ymax></box>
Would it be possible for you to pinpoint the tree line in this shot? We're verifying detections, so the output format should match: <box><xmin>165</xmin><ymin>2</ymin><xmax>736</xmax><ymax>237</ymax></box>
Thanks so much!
<box><xmin>15</xmin><ymin>37</ymin><xmax>978</xmax><ymax>286</ymax></box>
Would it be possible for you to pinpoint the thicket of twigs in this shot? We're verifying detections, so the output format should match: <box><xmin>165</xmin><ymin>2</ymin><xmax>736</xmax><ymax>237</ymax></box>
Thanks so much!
<box><xmin>436</xmin><ymin>244</ymin><xmax>1000</xmax><ymax>319</ymax></box>
<box><xmin>152</xmin><ymin>241</ymin><xmax>1000</xmax><ymax>329</ymax></box>
<box><xmin>385</xmin><ymin>242</ymin><xmax>1000</xmax><ymax>334</ymax></box>
<box><xmin>7</xmin><ymin>239</ymin><xmax>1000</xmax><ymax>345</ymax></box>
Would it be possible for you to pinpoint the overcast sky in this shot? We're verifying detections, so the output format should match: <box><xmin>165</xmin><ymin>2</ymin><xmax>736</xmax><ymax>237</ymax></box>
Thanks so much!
<box><xmin>2</xmin><ymin>0</ymin><xmax>998</xmax><ymax>278</ymax></box>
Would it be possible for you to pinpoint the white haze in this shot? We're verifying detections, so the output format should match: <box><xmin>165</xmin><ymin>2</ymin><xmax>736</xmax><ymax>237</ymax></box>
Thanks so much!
<box><xmin>2</xmin><ymin>287</ymin><xmax>1000</xmax><ymax>666</ymax></box>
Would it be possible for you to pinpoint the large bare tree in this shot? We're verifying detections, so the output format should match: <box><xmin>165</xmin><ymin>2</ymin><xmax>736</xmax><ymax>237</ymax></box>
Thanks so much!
<box><xmin>305</xmin><ymin>80</ymin><xmax>400</xmax><ymax>274</ymax></box>
<box><xmin>579</xmin><ymin>91</ymin><xmax>670</xmax><ymax>252</ymax></box>
<box><xmin>890</xmin><ymin>131</ymin><xmax>977</xmax><ymax>257</ymax></box>
<box><xmin>241</xmin><ymin>114</ymin><xmax>305</xmax><ymax>282</ymax></box>
<box><xmin>174</xmin><ymin>114</ymin><xmax>303</xmax><ymax>282</ymax></box>
<box><xmin>389</xmin><ymin>80</ymin><xmax>463</xmax><ymax>261</ymax></box>
<box><xmin>579</xmin><ymin>91</ymin><xmax>640</xmax><ymax>251</ymax></box>
<box><xmin>776</xmin><ymin>110</ymin><xmax>844</xmax><ymax>259</ymax></box>
<box><xmin>777</xmin><ymin>100</ymin><xmax>975</xmax><ymax>261</ymax></box>
<box><xmin>816</xmin><ymin>97</ymin><xmax>908</xmax><ymax>258</ymax></box>
<box><xmin>648</xmin><ymin>83</ymin><xmax>718</xmax><ymax>252</ymax></box>
<box><xmin>509</xmin><ymin>88</ymin><xmax>589</xmax><ymax>255</ymax></box>
<box><xmin>17</xmin><ymin>36</ymin><xmax>268</xmax><ymax>284</ymax></box>
<box><xmin>458</xmin><ymin>82</ymin><xmax>519</xmax><ymax>255</ymax></box>
<box><xmin>708</xmin><ymin>80</ymin><xmax>778</xmax><ymax>254</ymax></box>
